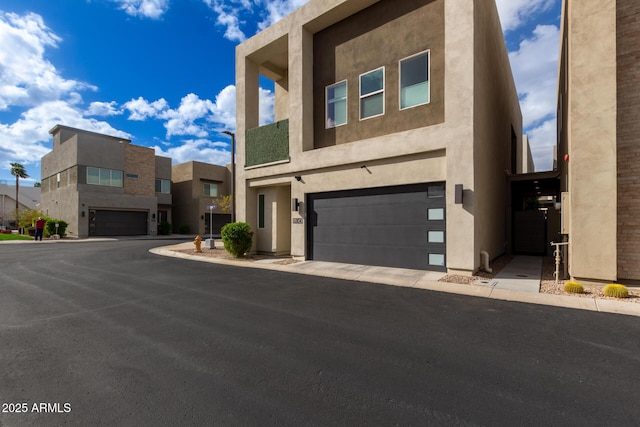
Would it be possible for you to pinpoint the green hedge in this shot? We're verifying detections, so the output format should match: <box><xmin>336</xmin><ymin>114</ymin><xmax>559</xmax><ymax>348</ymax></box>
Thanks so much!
<box><xmin>245</xmin><ymin>119</ymin><xmax>289</xmax><ymax>167</ymax></box>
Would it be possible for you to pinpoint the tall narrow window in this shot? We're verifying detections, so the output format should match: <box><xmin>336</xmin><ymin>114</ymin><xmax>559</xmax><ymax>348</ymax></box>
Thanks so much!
<box><xmin>156</xmin><ymin>178</ymin><xmax>170</xmax><ymax>193</ymax></box>
<box><xmin>400</xmin><ymin>51</ymin><xmax>430</xmax><ymax>109</ymax></box>
<box><xmin>326</xmin><ymin>81</ymin><xmax>347</xmax><ymax>128</ymax></box>
<box><xmin>360</xmin><ymin>67</ymin><xmax>384</xmax><ymax>120</ymax></box>
<box><xmin>258</xmin><ymin>194</ymin><xmax>265</xmax><ymax>229</ymax></box>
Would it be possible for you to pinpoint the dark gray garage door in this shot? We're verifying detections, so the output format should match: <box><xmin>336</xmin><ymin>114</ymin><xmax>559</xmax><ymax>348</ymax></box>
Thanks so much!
<box><xmin>307</xmin><ymin>183</ymin><xmax>446</xmax><ymax>271</ymax></box>
<box><xmin>89</xmin><ymin>210</ymin><xmax>148</xmax><ymax>236</ymax></box>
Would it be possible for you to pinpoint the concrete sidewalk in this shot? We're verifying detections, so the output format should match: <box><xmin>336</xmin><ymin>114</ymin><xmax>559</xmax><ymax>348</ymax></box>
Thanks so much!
<box><xmin>474</xmin><ymin>256</ymin><xmax>542</xmax><ymax>293</ymax></box>
<box><xmin>151</xmin><ymin>242</ymin><xmax>640</xmax><ymax>318</ymax></box>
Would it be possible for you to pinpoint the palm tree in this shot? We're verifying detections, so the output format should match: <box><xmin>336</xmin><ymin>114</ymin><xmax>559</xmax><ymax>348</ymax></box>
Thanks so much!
<box><xmin>10</xmin><ymin>162</ymin><xmax>28</xmax><ymax>230</ymax></box>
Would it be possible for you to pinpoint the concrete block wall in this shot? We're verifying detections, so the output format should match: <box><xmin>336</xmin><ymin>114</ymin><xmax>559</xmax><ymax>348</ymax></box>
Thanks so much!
<box><xmin>616</xmin><ymin>0</ymin><xmax>640</xmax><ymax>281</ymax></box>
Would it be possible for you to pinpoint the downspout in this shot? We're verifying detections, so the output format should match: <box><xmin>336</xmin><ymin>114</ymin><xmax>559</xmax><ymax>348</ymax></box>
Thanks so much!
<box><xmin>480</xmin><ymin>250</ymin><xmax>493</xmax><ymax>273</ymax></box>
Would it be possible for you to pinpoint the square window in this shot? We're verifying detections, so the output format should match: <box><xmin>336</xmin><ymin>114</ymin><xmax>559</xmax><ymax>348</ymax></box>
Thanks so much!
<box><xmin>428</xmin><ymin>231</ymin><xmax>445</xmax><ymax>243</ymax></box>
<box><xmin>428</xmin><ymin>208</ymin><xmax>444</xmax><ymax>221</ymax></box>
<box><xmin>428</xmin><ymin>184</ymin><xmax>445</xmax><ymax>198</ymax></box>
<box><xmin>360</xmin><ymin>67</ymin><xmax>384</xmax><ymax>120</ymax></box>
<box><xmin>326</xmin><ymin>81</ymin><xmax>347</xmax><ymax>128</ymax></box>
<box><xmin>204</xmin><ymin>183</ymin><xmax>218</xmax><ymax>197</ymax></box>
<box><xmin>400</xmin><ymin>51</ymin><xmax>430</xmax><ymax>110</ymax></box>
<box><xmin>429</xmin><ymin>253</ymin><xmax>445</xmax><ymax>266</ymax></box>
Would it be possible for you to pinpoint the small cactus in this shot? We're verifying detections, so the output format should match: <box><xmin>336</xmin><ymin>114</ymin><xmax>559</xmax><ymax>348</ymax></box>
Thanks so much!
<box><xmin>603</xmin><ymin>284</ymin><xmax>629</xmax><ymax>299</ymax></box>
<box><xmin>563</xmin><ymin>280</ymin><xmax>584</xmax><ymax>294</ymax></box>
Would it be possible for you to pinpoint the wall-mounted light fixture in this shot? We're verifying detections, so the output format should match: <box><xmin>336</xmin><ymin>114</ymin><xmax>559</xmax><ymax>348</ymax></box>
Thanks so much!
<box><xmin>81</xmin><ymin>211</ymin><xmax>85</xmax><ymax>217</ymax></box>
<box><xmin>455</xmin><ymin>184</ymin><xmax>463</xmax><ymax>204</ymax></box>
<box><xmin>294</xmin><ymin>175</ymin><xmax>302</xmax><ymax>182</ymax></box>
<box><xmin>292</xmin><ymin>198</ymin><xmax>300</xmax><ymax>212</ymax></box>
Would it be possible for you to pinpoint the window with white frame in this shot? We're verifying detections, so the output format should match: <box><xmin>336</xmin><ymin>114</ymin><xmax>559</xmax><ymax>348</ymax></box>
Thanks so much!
<box><xmin>326</xmin><ymin>80</ymin><xmax>347</xmax><ymax>128</ymax></box>
<box><xmin>155</xmin><ymin>178</ymin><xmax>170</xmax><ymax>194</ymax></box>
<box><xmin>359</xmin><ymin>67</ymin><xmax>384</xmax><ymax>120</ymax></box>
<box><xmin>400</xmin><ymin>51</ymin><xmax>430</xmax><ymax>109</ymax></box>
<box><xmin>203</xmin><ymin>183</ymin><xmax>218</xmax><ymax>197</ymax></box>
<box><xmin>87</xmin><ymin>166</ymin><xmax>123</xmax><ymax>187</ymax></box>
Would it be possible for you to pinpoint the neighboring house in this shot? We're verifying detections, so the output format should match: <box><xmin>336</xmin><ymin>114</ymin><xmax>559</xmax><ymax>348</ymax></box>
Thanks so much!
<box><xmin>0</xmin><ymin>184</ymin><xmax>41</xmax><ymax>228</ymax></box>
<box><xmin>172</xmin><ymin>161</ymin><xmax>232</xmax><ymax>237</ymax></box>
<box><xmin>40</xmin><ymin>125</ymin><xmax>172</xmax><ymax>238</ymax></box>
<box><xmin>235</xmin><ymin>0</ymin><xmax>524</xmax><ymax>272</ymax></box>
<box><xmin>556</xmin><ymin>0</ymin><xmax>640</xmax><ymax>283</ymax></box>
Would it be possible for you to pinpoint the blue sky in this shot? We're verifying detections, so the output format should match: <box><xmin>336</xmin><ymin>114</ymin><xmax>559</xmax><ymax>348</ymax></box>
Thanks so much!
<box><xmin>0</xmin><ymin>0</ymin><xmax>561</xmax><ymax>185</ymax></box>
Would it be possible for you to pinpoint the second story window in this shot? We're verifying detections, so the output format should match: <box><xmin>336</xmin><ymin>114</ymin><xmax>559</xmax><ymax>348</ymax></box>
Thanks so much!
<box><xmin>400</xmin><ymin>51</ymin><xmax>430</xmax><ymax>109</ymax></box>
<box><xmin>326</xmin><ymin>80</ymin><xmax>347</xmax><ymax>128</ymax></box>
<box><xmin>87</xmin><ymin>167</ymin><xmax>123</xmax><ymax>187</ymax></box>
<box><xmin>155</xmin><ymin>178</ymin><xmax>170</xmax><ymax>194</ymax></box>
<box><xmin>204</xmin><ymin>183</ymin><xmax>218</xmax><ymax>197</ymax></box>
<box><xmin>360</xmin><ymin>67</ymin><xmax>384</xmax><ymax>120</ymax></box>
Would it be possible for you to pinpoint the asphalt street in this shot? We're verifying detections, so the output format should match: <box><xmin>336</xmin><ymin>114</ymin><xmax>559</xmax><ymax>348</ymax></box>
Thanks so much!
<box><xmin>1</xmin><ymin>239</ymin><xmax>640</xmax><ymax>426</ymax></box>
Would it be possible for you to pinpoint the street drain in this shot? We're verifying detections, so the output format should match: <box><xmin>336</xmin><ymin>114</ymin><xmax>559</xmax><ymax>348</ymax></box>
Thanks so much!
<box><xmin>516</xmin><ymin>274</ymin><xmax>529</xmax><ymax>278</ymax></box>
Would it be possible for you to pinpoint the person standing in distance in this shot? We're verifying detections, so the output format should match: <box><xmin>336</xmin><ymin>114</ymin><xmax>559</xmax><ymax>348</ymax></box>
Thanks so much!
<box><xmin>34</xmin><ymin>217</ymin><xmax>46</xmax><ymax>241</ymax></box>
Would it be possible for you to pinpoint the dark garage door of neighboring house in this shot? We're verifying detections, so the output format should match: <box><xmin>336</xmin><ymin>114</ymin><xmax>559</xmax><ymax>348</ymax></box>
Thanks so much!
<box><xmin>89</xmin><ymin>210</ymin><xmax>148</xmax><ymax>236</ymax></box>
<box><xmin>307</xmin><ymin>183</ymin><xmax>446</xmax><ymax>271</ymax></box>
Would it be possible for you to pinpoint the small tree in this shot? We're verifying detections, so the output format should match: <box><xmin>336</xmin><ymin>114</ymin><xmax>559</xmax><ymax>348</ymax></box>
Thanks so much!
<box><xmin>10</xmin><ymin>162</ymin><xmax>28</xmax><ymax>229</ymax></box>
<box><xmin>212</xmin><ymin>195</ymin><xmax>232</xmax><ymax>214</ymax></box>
<box><xmin>221</xmin><ymin>222</ymin><xmax>254</xmax><ymax>258</ymax></box>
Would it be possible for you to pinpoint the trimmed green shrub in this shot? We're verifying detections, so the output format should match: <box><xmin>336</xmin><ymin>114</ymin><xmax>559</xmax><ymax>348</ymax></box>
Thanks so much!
<box><xmin>563</xmin><ymin>281</ymin><xmax>584</xmax><ymax>294</ymax></box>
<box><xmin>603</xmin><ymin>284</ymin><xmax>629</xmax><ymax>299</ymax></box>
<box><xmin>221</xmin><ymin>222</ymin><xmax>254</xmax><ymax>258</ymax></box>
<box><xmin>45</xmin><ymin>219</ymin><xmax>68</xmax><ymax>237</ymax></box>
<box><xmin>158</xmin><ymin>221</ymin><xmax>172</xmax><ymax>235</ymax></box>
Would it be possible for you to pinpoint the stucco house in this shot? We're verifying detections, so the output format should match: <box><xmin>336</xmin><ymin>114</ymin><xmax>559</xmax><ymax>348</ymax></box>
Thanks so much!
<box><xmin>556</xmin><ymin>0</ymin><xmax>640</xmax><ymax>283</ymax></box>
<box><xmin>40</xmin><ymin>125</ymin><xmax>172</xmax><ymax>238</ymax></box>
<box><xmin>235</xmin><ymin>0</ymin><xmax>524</xmax><ymax>273</ymax></box>
<box><xmin>171</xmin><ymin>161</ymin><xmax>232</xmax><ymax>237</ymax></box>
<box><xmin>0</xmin><ymin>184</ymin><xmax>40</xmax><ymax>229</ymax></box>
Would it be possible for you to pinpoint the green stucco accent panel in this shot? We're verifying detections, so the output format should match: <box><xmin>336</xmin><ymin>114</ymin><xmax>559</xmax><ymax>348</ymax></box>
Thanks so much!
<box><xmin>245</xmin><ymin>119</ymin><xmax>289</xmax><ymax>167</ymax></box>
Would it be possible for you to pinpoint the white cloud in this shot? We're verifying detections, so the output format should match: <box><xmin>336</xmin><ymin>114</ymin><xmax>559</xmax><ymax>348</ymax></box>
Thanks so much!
<box><xmin>527</xmin><ymin>118</ymin><xmax>556</xmax><ymax>172</ymax></box>
<box><xmin>0</xmin><ymin>101</ymin><xmax>131</xmax><ymax>179</ymax></box>
<box><xmin>209</xmin><ymin>1</ymin><xmax>247</xmax><ymax>43</ymax></box>
<box><xmin>257</xmin><ymin>0</ymin><xmax>309</xmax><ymax>31</ymax></box>
<box><xmin>204</xmin><ymin>0</ymin><xmax>309</xmax><ymax>42</ymax></box>
<box><xmin>87</xmin><ymin>101</ymin><xmax>122</xmax><ymax>117</ymax></box>
<box><xmin>495</xmin><ymin>0</ymin><xmax>556</xmax><ymax>32</ymax></box>
<box><xmin>111</xmin><ymin>0</ymin><xmax>170</xmax><ymax>19</ymax></box>
<box><xmin>258</xmin><ymin>87</ymin><xmax>274</xmax><ymax>126</ymax></box>
<box><xmin>161</xmin><ymin>93</ymin><xmax>215</xmax><ymax>138</ymax></box>
<box><xmin>123</xmin><ymin>96</ymin><xmax>169</xmax><ymax>120</ymax></box>
<box><xmin>0</xmin><ymin>11</ymin><xmax>96</xmax><ymax>110</ymax></box>
<box><xmin>152</xmin><ymin>138</ymin><xmax>232</xmax><ymax>166</ymax></box>
<box><xmin>509</xmin><ymin>24</ymin><xmax>559</xmax><ymax>129</ymax></box>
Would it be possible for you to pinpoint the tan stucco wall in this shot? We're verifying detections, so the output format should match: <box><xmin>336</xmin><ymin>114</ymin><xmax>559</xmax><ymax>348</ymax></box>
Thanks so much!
<box><xmin>171</xmin><ymin>161</ymin><xmax>231</xmax><ymax>235</ymax></box>
<box><xmin>562</xmin><ymin>0</ymin><xmax>618</xmax><ymax>282</ymax></box>
<box><xmin>312</xmin><ymin>0</ymin><xmax>445</xmax><ymax>148</ymax></box>
<box><xmin>236</xmin><ymin>0</ymin><xmax>520</xmax><ymax>272</ymax></box>
<box><xmin>472</xmin><ymin>0</ymin><xmax>522</xmax><ymax>262</ymax></box>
